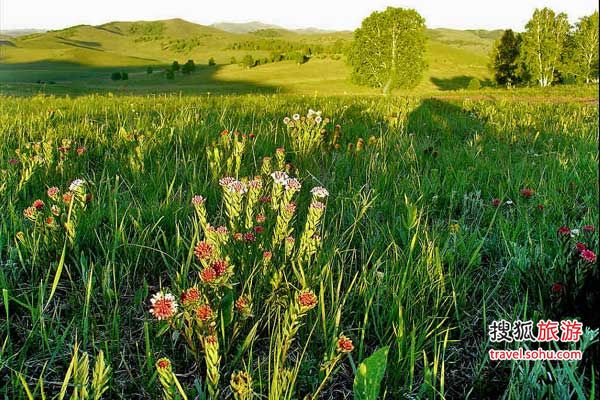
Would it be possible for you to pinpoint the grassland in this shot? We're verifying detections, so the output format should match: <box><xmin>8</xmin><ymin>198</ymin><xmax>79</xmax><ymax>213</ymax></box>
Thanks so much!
<box><xmin>0</xmin><ymin>92</ymin><xmax>598</xmax><ymax>399</ymax></box>
<box><xmin>1</xmin><ymin>18</ymin><xmax>499</xmax><ymax>96</ymax></box>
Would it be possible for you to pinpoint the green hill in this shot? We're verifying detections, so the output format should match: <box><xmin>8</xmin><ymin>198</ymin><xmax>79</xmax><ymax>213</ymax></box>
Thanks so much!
<box><xmin>0</xmin><ymin>18</ymin><xmax>499</xmax><ymax>95</ymax></box>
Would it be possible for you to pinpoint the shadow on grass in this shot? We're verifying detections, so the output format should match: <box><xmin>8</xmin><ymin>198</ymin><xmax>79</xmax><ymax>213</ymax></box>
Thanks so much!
<box><xmin>0</xmin><ymin>60</ymin><xmax>285</xmax><ymax>96</ymax></box>
<box><xmin>430</xmin><ymin>75</ymin><xmax>493</xmax><ymax>90</ymax></box>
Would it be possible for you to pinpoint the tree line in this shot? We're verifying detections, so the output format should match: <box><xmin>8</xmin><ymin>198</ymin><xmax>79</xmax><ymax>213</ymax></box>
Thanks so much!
<box><xmin>490</xmin><ymin>9</ymin><xmax>599</xmax><ymax>87</ymax></box>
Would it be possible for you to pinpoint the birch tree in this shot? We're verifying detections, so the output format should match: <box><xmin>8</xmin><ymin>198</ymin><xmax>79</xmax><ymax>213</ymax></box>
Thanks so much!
<box><xmin>521</xmin><ymin>8</ymin><xmax>570</xmax><ymax>87</ymax></box>
<box><xmin>566</xmin><ymin>11</ymin><xmax>599</xmax><ymax>83</ymax></box>
<box><xmin>347</xmin><ymin>7</ymin><xmax>427</xmax><ymax>94</ymax></box>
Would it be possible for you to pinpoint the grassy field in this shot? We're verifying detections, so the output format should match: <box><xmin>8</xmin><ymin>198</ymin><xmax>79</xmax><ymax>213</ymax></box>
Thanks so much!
<box><xmin>1</xmin><ymin>19</ymin><xmax>499</xmax><ymax>96</ymax></box>
<box><xmin>0</xmin><ymin>92</ymin><xmax>598</xmax><ymax>399</ymax></box>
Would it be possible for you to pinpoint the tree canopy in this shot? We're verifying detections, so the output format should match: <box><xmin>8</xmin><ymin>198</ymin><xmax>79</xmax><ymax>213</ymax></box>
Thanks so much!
<box><xmin>347</xmin><ymin>7</ymin><xmax>427</xmax><ymax>94</ymax></box>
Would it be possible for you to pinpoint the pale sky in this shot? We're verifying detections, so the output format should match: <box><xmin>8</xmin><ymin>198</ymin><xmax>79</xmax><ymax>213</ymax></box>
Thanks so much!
<box><xmin>0</xmin><ymin>0</ymin><xmax>598</xmax><ymax>31</ymax></box>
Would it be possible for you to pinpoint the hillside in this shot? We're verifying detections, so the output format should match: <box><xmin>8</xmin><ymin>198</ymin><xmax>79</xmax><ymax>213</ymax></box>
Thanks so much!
<box><xmin>0</xmin><ymin>18</ymin><xmax>499</xmax><ymax>95</ymax></box>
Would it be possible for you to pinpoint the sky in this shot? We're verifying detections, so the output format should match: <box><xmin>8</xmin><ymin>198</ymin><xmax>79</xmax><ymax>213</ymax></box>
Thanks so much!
<box><xmin>1</xmin><ymin>0</ymin><xmax>598</xmax><ymax>31</ymax></box>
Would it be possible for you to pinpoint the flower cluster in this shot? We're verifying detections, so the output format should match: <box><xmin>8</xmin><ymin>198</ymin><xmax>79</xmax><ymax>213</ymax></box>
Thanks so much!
<box><xmin>283</xmin><ymin>109</ymin><xmax>330</xmax><ymax>156</ymax></box>
<box><xmin>207</xmin><ymin>129</ymin><xmax>253</xmax><ymax>180</ymax></box>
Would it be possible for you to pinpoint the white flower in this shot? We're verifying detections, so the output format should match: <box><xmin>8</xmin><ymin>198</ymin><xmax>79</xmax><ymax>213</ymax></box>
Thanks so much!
<box><xmin>292</xmin><ymin>114</ymin><xmax>300</xmax><ymax>121</ymax></box>
<box><xmin>271</xmin><ymin>171</ymin><xmax>289</xmax><ymax>185</ymax></box>
<box><xmin>69</xmin><ymin>178</ymin><xmax>86</xmax><ymax>192</ymax></box>
<box><xmin>227</xmin><ymin>180</ymin><xmax>247</xmax><ymax>194</ymax></box>
<box><xmin>570</xmin><ymin>229</ymin><xmax>580</xmax><ymax>237</ymax></box>
<box><xmin>505</xmin><ymin>200</ymin><xmax>514</xmax><ymax>205</ymax></box>
<box><xmin>310</xmin><ymin>186</ymin><xmax>329</xmax><ymax>198</ymax></box>
<box><xmin>315</xmin><ymin>116</ymin><xmax>322</xmax><ymax>123</ymax></box>
<box><xmin>219</xmin><ymin>176</ymin><xmax>236</xmax><ymax>186</ymax></box>
<box><xmin>285</xmin><ymin>178</ymin><xmax>301</xmax><ymax>191</ymax></box>
<box><xmin>283</xmin><ymin>117</ymin><xmax>291</xmax><ymax>124</ymax></box>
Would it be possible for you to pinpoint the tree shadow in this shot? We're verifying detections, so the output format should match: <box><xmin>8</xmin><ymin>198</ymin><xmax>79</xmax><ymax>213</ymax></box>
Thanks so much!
<box><xmin>0</xmin><ymin>59</ymin><xmax>285</xmax><ymax>96</ymax></box>
<box><xmin>430</xmin><ymin>75</ymin><xmax>493</xmax><ymax>90</ymax></box>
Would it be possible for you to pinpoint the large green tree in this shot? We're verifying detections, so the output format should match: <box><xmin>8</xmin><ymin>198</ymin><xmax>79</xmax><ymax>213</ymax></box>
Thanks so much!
<box><xmin>348</xmin><ymin>7</ymin><xmax>427</xmax><ymax>94</ymax></box>
<box><xmin>490</xmin><ymin>29</ymin><xmax>524</xmax><ymax>86</ymax></box>
<box><xmin>521</xmin><ymin>8</ymin><xmax>570</xmax><ymax>87</ymax></box>
<box><xmin>565</xmin><ymin>11</ymin><xmax>599</xmax><ymax>83</ymax></box>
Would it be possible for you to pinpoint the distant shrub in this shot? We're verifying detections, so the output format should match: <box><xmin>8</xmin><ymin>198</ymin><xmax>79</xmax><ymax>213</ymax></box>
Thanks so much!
<box><xmin>467</xmin><ymin>78</ymin><xmax>481</xmax><ymax>90</ymax></box>
<box><xmin>110</xmin><ymin>72</ymin><xmax>122</xmax><ymax>81</ymax></box>
<box><xmin>241</xmin><ymin>54</ymin><xmax>255</xmax><ymax>68</ymax></box>
<box><xmin>165</xmin><ymin>69</ymin><xmax>175</xmax><ymax>80</ymax></box>
<box><xmin>121</xmin><ymin>72</ymin><xmax>128</xmax><ymax>80</ymax></box>
<box><xmin>171</xmin><ymin>61</ymin><xmax>180</xmax><ymax>72</ymax></box>
<box><xmin>229</xmin><ymin>56</ymin><xmax>237</xmax><ymax>64</ymax></box>
<box><xmin>208</xmin><ymin>57</ymin><xmax>216</xmax><ymax>66</ymax></box>
<box><xmin>146</xmin><ymin>66</ymin><xmax>153</xmax><ymax>74</ymax></box>
<box><xmin>181</xmin><ymin>59</ymin><xmax>196</xmax><ymax>74</ymax></box>
<box><xmin>294</xmin><ymin>52</ymin><xmax>309</xmax><ymax>65</ymax></box>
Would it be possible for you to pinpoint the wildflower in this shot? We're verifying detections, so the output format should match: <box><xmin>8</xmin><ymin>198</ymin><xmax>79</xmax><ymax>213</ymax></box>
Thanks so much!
<box><xmin>581</xmin><ymin>249</ymin><xmax>597</xmax><ymax>263</ymax></box>
<box><xmin>156</xmin><ymin>358</ymin><xmax>171</xmax><ymax>371</ymax></box>
<box><xmin>285</xmin><ymin>236</ymin><xmax>295</xmax><ymax>245</ymax></box>
<box><xmin>23</xmin><ymin>207</ymin><xmax>37</xmax><ymax>220</ymax></box>
<box><xmin>293</xmin><ymin>114</ymin><xmax>300</xmax><ymax>120</ymax></box>
<box><xmin>8</xmin><ymin>158</ymin><xmax>19</xmax><ymax>165</ymax></box>
<box><xmin>243</xmin><ymin>232</ymin><xmax>256</xmax><ymax>242</ymax></box>
<box><xmin>520</xmin><ymin>188</ymin><xmax>534</xmax><ymax>198</ymax></box>
<box><xmin>62</xmin><ymin>192</ymin><xmax>73</xmax><ymax>204</ymax></box>
<box><xmin>284</xmin><ymin>202</ymin><xmax>297</xmax><ymax>214</ymax></box>
<box><xmin>336</xmin><ymin>335</ymin><xmax>354</xmax><ymax>353</ymax></box>
<box><xmin>47</xmin><ymin>187</ymin><xmax>60</xmax><ymax>199</ymax></box>
<box><xmin>233</xmin><ymin>232</ymin><xmax>243</xmax><ymax>241</ymax></box>
<box><xmin>297</xmin><ymin>289</ymin><xmax>318</xmax><ymax>312</ymax></box>
<box><xmin>558</xmin><ymin>226</ymin><xmax>571</xmax><ymax>236</ymax></box>
<box><xmin>51</xmin><ymin>205</ymin><xmax>61</xmax><ymax>216</ymax></box>
<box><xmin>58</xmin><ymin>145</ymin><xmax>70</xmax><ymax>153</ymax></box>
<box><xmin>311</xmin><ymin>186</ymin><xmax>329</xmax><ymax>198</ymax></box>
<box><xmin>505</xmin><ymin>200</ymin><xmax>514</xmax><ymax>206</ymax></box>
<box><xmin>211</xmin><ymin>260</ymin><xmax>228</xmax><ymax>277</ymax></box>
<box><xmin>491</xmin><ymin>198</ymin><xmax>501</xmax><ymax>207</ymax></box>
<box><xmin>194</xmin><ymin>241</ymin><xmax>214</xmax><ymax>261</ymax></box>
<box><xmin>551</xmin><ymin>283</ymin><xmax>565</xmax><ymax>293</ymax></box>
<box><xmin>204</xmin><ymin>334</ymin><xmax>218</xmax><ymax>346</ymax></box>
<box><xmin>263</xmin><ymin>251</ymin><xmax>272</xmax><ymax>260</ymax></box>
<box><xmin>576</xmin><ymin>242</ymin><xmax>587</xmax><ymax>252</ymax></box>
<box><xmin>219</xmin><ymin>176</ymin><xmax>236</xmax><ymax>187</ymax></box>
<box><xmin>76</xmin><ymin>146</ymin><xmax>86</xmax><ymax>156</ymax></box>
<box><xmin>196</xmin><ymin>303</ymin><xmax>213</xmax><ymax>321</ymax></box>
<box><xmin>149</xmin><ymin>292</ymin><xmax>178</xmax><ymax>320</ymax></box>
<box><xmin>69</xmin><ymin>178</ymin><xmax>85</xmax><ymax>192</ymax></box>
<box><xmin>253</xmin><ymin>225</ymin><xmax>264</xmax><ymax>234</ymax></box>
<box><xmin>259</xmin><ymin>196</ymin><xmax>271</xmax><ymax>204</ymax></box>
<box><xmin>216</xmin><ymin>226</ymin><xmax>228</xmax><ymax>235</ymax></box>
<box><xmin>45</xmin><ymin>217</ymin><xmax>55</xmax><ymax>226</ymax></box>
<box><xmin>32</xmin><ymin>199</ymin><xmax>45</xmax><ymax>210</ymax></box>
<box><xmin>570</xmin><ymin>229</ymin><xmax>580</xmax><ymax>237</ymax></box>
<box><xmin>285</xmin><ymin>178</ymin><xmax>301</xmax><ymax>192</ymax></box>
<box><xmin>180</xmin><ymin>287</ymin><xmax>201</xmax><ymax>306</ymax></box>
<box><xmin>276</xmin><ymin>147</ymin><xmax>285</xmax><ymax>154</ymax></box>
<box><xmin>227</xmin><ymin>180</ymin><xmax>247</xmax><ymax>194</ymax></box>
<box><xmin>271</xmin><ymin>171</ymin><xmax>289</xmax><ymax>185</ymax></box>
<box><xmin>310</xmin><ymin>201</ymin><xmax>325</xmax><ymax>210</ymax></box>
<box><xmin>315</xmin><ymin>116</ymin><xmax>322</xmax><ymax>124</ymax></box>
<box><xmin>256</xmin><ymin>214</ymin><xmax>266</xmax><ymax>223</ymax></box>
<box><xmin>249</xmin><ymin>133</ymin><xmax>255</xmax><ymax>140</ymax></box>
<box><xmin>192</xmin><ymin>195</ymin><xmax>205</xmax><ymax>206</ymax></box>
<box><xmin>283</xmin><ymin>117</ymin><xmax>291</xmax><ymax>124</ymax></box>
<box><xmin>200</xmin><ymin>266</ymin><xmax>217</xmax><ymax>283</ymax></box>
<box><xmin>85</xmin><ymin>193</ymin><xmax>93</xmax><ymax>203</ymax></box>
<box><xmin>583</xmin><ymin>225</ymin><xmax>595</xmax><ymax>233</ymax></box>
<box><xmin>247</xmin><ymin>178</ymin><xmax>262</xmax><ymax>190</ymax></box>
<box><xmin>220</xmin><ymin>129</ymin><xmax>229</xmax><ymax>136</ymax></box>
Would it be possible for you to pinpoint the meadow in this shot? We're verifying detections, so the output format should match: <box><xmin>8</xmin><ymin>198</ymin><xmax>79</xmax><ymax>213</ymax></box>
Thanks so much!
<box><xmin>0</xmin><ymin>90</ymin><xmax>598</xmax><ymax>399</ymax></box>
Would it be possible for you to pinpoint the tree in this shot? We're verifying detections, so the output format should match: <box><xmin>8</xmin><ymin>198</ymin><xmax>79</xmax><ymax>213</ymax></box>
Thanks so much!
<box><xmin>230</xmin><ymin>56</ymin><xmax>237</xmax><ymax>64</ymax></box>
<box><xmin>565</xmin><ymin>11</ymin><xmax>599</xmax><ymax>83</ymax></box>
<box><xmin>181</xmin><ymin>59</ymin><xmax>196</xmax><ymax>74</ymax></box>
<box><xmin>467</xmin><ymin>78</ymin><xmax>481</xmax><ymax>90</ymax></box>
<box><xmin>165</xmin><ymin>69</ymin><xmax>175</xmax><ymax>80</ymax></box>
<box><xmin>121</xmin><ymin>72</ymin><xmax>128</xmax><ymax>80</ymax></box>
<box><xmin>347</xmin><ymin>7</ymin><xmax>427</xmax><ymax>94</ymax></box>
<box><xmin>241</xmin><ymin>54</ymin><xmax>254</xmax><ymax>68</ymax></box>
<box><xmin>171</xmin><ymin>61</ymin><xmax>180</xmax><ymax>72</ymax></box>
<box><xmin>146</xmin><ymin>66</ymin><xmax>153</xmax><ymax>74</ymax></box>
<box><xmin>490</xmin><ymin>29</ymin><xmax>524</xmax><ymax>86</ymax></box>
<box><xmin>521</xmin><ymin>8</ymin><xmax>570</xmax><ymax>87</ymax></box>
<box><xmin>110</xmin><ymin>72</ymin><xmax>122</xmax><ymax>81</ymax></box>
<box><xmin>208</xmin><ymin>57</ymin><xmax>216</xmax><ymax>66</ymax></box>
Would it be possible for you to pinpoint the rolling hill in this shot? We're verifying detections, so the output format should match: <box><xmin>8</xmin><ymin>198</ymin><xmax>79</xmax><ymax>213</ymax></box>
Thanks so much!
<box><xmin>0</xmin><ymin>18</ymin><xmax>500</xmax><ymax>95</ymax></box>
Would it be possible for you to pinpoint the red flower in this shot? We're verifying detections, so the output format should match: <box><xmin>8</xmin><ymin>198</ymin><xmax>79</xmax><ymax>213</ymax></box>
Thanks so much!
<box><xmin>253</xmin><ymin>225</ymin><xmax>264</xmax><ymax>234</ymax></box>
<box><xmin>220</xmin><ymin>129</ymin><xmax>229</xmax><ymax>136</ymax></box>
<box><xmin>8</xmin><ymin>158</ymin><xmax>19</xmax><ymax>165</ymax></box>
<box><xmin>583</xmin><ymin>225</ymin><xmax>595</xmax><ymax>233</ymax></box>
<box><xmin>557</xmin><ymin>226</ymin><xmax>571</xmax><ymax>236</ymax></box>
<box><xmin>200</xmin><ymin>267</ymin><xmax>217</xmax><ymax>283</ymax></box>
<box><xmin>194</xmin><ymin>241</ymin><xmax>213</xmax><ymax>261</ymax></box>
<box><xmin>156</xmin><ymin>358</ymin><xmax>171</xmax><ymax>370</ymax></box>
<box><xmin>33</xmin><ymin>199</ymin><xmax>45</xmax><ymax>210</ymax></box>
<box><xmin>581</xmin><ymin>249</ymin><xmax>597</xmax><ymax>263</ymax></box>
<box><xmin>76</xmin><ymin>146</ymin><xmax>86</xmax><ymax>156</ymax></box>
<box><xmin>576</xmin><ymin>242</ymin><xmax>587</xmax><ymax>252</ymax></box>
<box><xmin>47</xmin><ymin>187</ymin><xmax>59</xmax><ymax>198</ymax></box>
<box><xmin>297</xmin><ymin>289</ymin><xmax>318</xmax><ymax>311</ymax></box>
<box><xmin>263</xmin><ymin>251</ymin><xmax>272</xmax><ymax>260</ymax></box>
<box><xmin>233</xmin><ymin>232</ymin><xmax>243</xmax><ymax>241</ymax></box>
<box><xmin>520</xmin><ymin>188</ymin><xmax>534</xmax><ymax>198</ymax></box>
<box><xmin>551</xmin><ymin>283</ymin><xmax>564</xmax><ymax>293</ymax></box>
<box><xmin>211</xmin><ymin>260</ymin><xmax>228</xmax><ymax>277</ymax></box>
<box><xmin>180</xmin><ymin>287</ymin><xmax>200</xmax><ymax>305</ymax></box>
<box><xmin>491</xmin><ymin>198</ymin><xmax>501</xmax><ymax>207</ymax></box>
<box><xmin>85</xmin><ymin>193</ymin><xmax>93</xmax><ymax>203</ymax></box>
<box><xmin>537</xmin><ymin>204</ymin><xmax>544</xmax><ymax>211</ymax></box>
<box><xmin>336</xmin><ymin>335</ymin><xmax>354</xmax><ymax>353</ymax></box>
<box><xmin>196</xmin><ymin>304</ymin><xmax>213</xmax><ymax>321</ymax></box>
<box><xmin>259</xmin><ymin>196</ymin><xmax>271</xmax><ymax>204</ymax></box>
<box><xmin>243</xmin><ymin>232</ymin><xmax>256</xmax><ymax>242</ymax></box>
<box><xmin>249</xmin><ymin>133</ymin><xmax>255</xmax><ymax>139</ymax></box>
<box><xmin>149</xmin><ymin>292</ymin><xmax>178</xmax><ymax>320</ymax></box>
<box><xmin>256</xmin><ymin>214</ymin><xmax>266</xmax><ymax>223</ymax></box>
<box><xmin>62</xmin><ymin>192</ymin><xmax>73</xmax><ymax>204</ymax></box>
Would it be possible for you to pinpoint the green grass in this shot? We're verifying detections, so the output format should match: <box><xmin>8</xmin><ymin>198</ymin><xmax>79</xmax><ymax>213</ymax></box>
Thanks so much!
<box><xmin>0</xmin><ymin>92</ymin><xmax>598</xmax><ymax>399</ymax></box>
